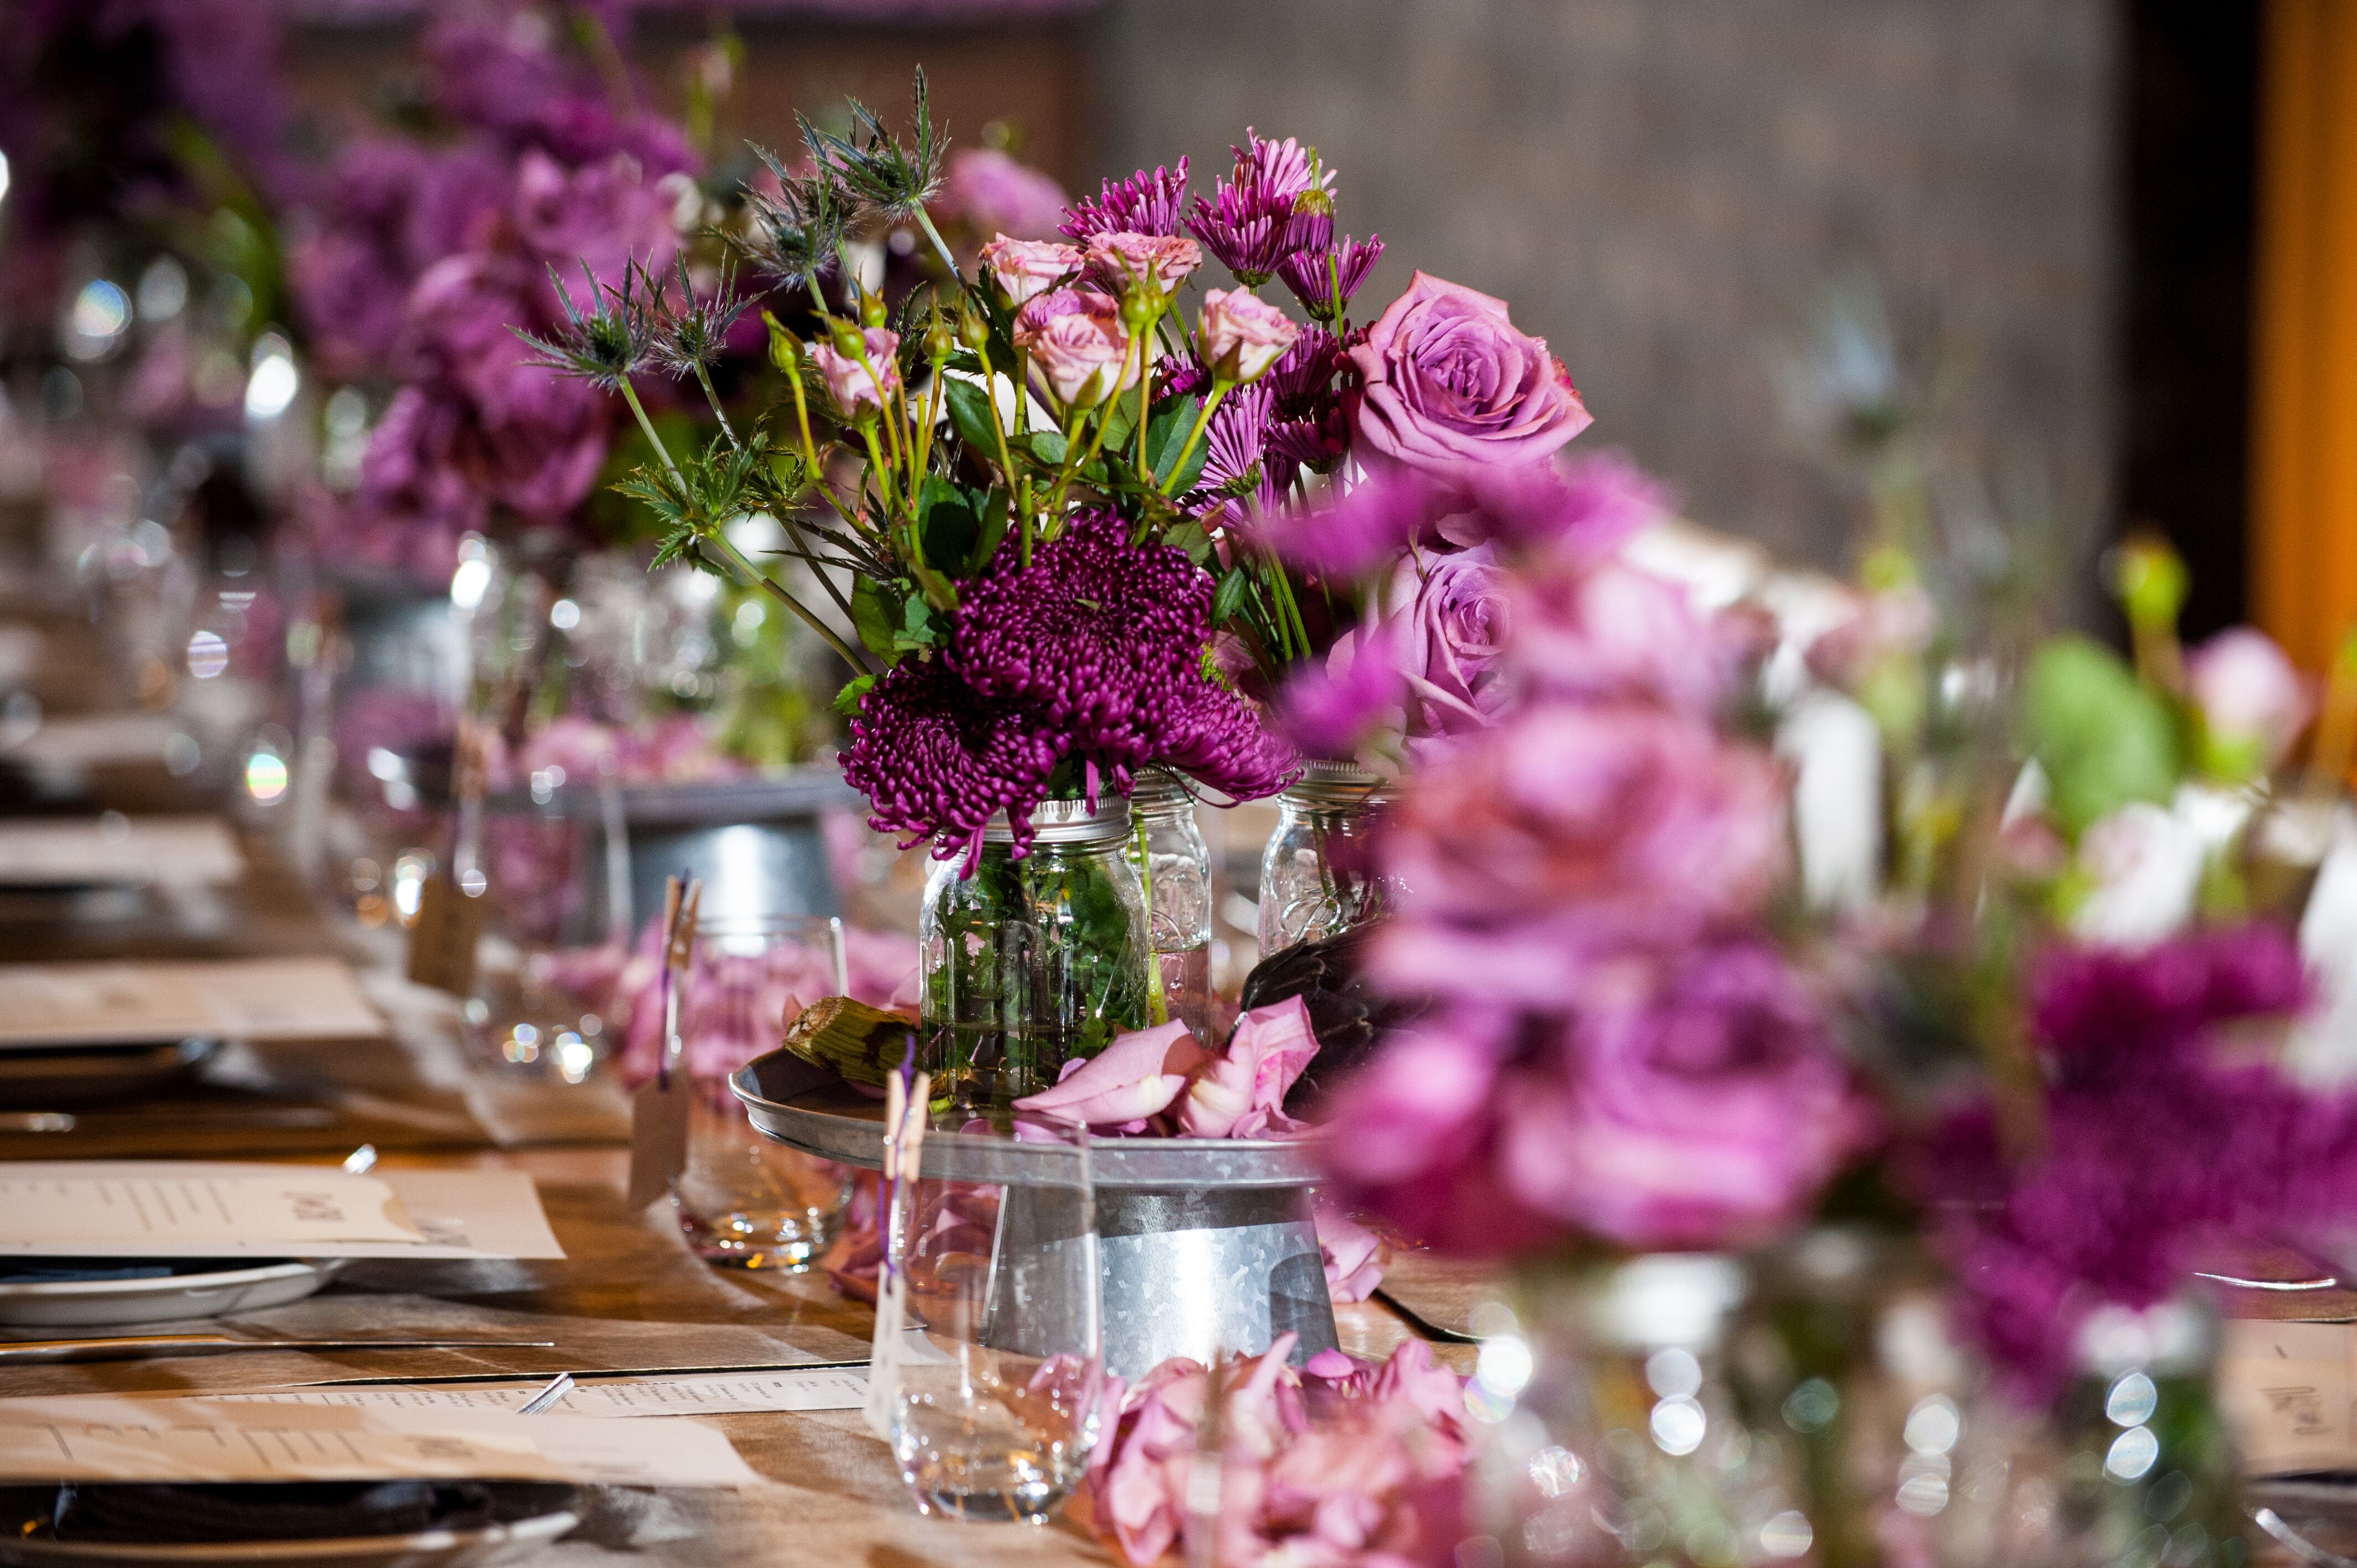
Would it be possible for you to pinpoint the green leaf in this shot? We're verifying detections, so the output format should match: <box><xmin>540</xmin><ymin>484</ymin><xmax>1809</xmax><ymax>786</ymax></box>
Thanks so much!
<box><xmin>833</xmin><ymin>673</ymin><xmax>878</xmax><ymax>717</ymax></box>
<box><xmin>1023</xmin><ymin>430</ymin><xmax>1069</xmax><ymax>468</ymax></box>
<box><xmin>1211</xmin><ymin>565</ymin><xmax>1252</xmax><ymax>627</ymax></box>
<box><xmin>850</xmin><ymin>575</ymin><xmax>901</xmax><ymax>663</ymax></box>
<box><xmin>916</xmin><ymin>475</ymin><xmax>980</xmax><ymax>580</ymax></box>
<box><xmin>1162</xmin><ymin>518</ymin><xmax>1215</xmax><ymax>568</ymax></box>
<box><xmin>965</xmin><ymin>488</ymin><xmax>1013</xmax><ymax>574</ymax></box>
<box><xmin>942</xmin><ymin>377</ymin><xmax>1003</xmax><ymax>465</ymax></box>
<box><xmin>894</xmin><ymin>591</ymin><xmax>944</xmax><ymax>651</ymax></box>
<box><xmin>1146</xmin><ymin>396</ymin><xmax>1201</xmax><ymax>487</ymax></box>
<box><xmin>2020</xmin><ymin>635</ymin><xmax>2181</xmax><ymax>838</ymax></box>
<box><xmin>1097</xmin><ymin>396</ymin><xmax>1139</xmax><ymax>458</ymax></box>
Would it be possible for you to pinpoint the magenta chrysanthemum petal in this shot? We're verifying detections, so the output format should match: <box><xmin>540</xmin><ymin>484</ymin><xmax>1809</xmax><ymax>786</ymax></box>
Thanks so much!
<box><xmin>842</xmin><ymin>657</ymin><xmax>1065</xmax><ymax>864</ymax></box>
<box><xmin>1060</xmin><ymin>158</ymin><xmax>1192</xmax><ymax>241</ymax></box>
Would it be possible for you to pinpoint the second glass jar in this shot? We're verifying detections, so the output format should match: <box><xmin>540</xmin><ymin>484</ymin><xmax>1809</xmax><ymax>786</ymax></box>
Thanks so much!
<box><xmin>1128</xmin><ymin>769</ymin><xmax>1216</xmax><ymax>1042</ymax></box>
<box><xmin>1257</xmin><ymin>760</ymin><xmax>1393</xmax><ymax>958</ymax></box>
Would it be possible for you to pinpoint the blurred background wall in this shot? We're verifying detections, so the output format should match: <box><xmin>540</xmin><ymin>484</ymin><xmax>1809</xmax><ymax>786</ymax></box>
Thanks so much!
<box><xmin>277</xmin><ymin>0</ymin><xmax>2268</xmax><ymax>631</ymax></box>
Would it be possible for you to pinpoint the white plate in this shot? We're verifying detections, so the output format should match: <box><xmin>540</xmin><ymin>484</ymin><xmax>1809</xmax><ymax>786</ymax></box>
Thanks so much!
<box><xmin>0</xmin><ymin>1510</ymin><xmax>579</xmax><ymax>1566</ymax></box>
<box><xmin>0</xmin><ymin>1260</ymin><xmax>345</xmax><ymax>1328</ymax></box>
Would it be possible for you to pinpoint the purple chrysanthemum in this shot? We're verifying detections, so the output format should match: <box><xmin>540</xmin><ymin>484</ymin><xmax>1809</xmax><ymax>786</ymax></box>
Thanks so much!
<box><xmin>954</xmin><ymin>511</ymin><xmax>1210</xmax><ymax>752</ymax></box>
<box><xmin>842</xmin><ymin>657</ymin><xmax>1064</xmax><ymax>868</ymax></box>
<box><xmin>1187</xmin><ymin>131</ymin><xmax>1333</xmax><ymax>285</ymax></box>
<box><xmin>1191</xmin><ymin>383</ymin><xmax>1298</xmax><ymax>533</ymax></box>
<box><xmin>1278</xmin><ymin>233</ymin><xmax>1386</xmax><ymax>322</ymax></box>
<box><xmin>1060</xmin><ymin>158</ymin><xmax>1192</xmax><ymax>241</ymax></box>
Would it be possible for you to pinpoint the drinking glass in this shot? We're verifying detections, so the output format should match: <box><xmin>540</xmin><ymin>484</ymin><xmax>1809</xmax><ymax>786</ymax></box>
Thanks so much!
<box><xmin>671</xmin><ymin>914</ymin><xmax>856</xmax><ymax>1267</ymax></box>
<box><xmin>885</xmin><ymin>1115</ymin><xmax>1103</xmax><ymax>1523</ymax></box>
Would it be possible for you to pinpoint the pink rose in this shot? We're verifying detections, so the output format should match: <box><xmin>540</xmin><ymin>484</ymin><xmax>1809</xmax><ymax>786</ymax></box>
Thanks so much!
<box><xmin>1497</xmin><ymin>942</ymin><xmax>1866</xmax><ymax>1250</ymax></box>
<box><xmin>1198</xmin><ymin>287</ymin><xmax>1301</xmax><ymax>385</ymax></box>
<box><xmin>1313</xmin><ymin>1199</ymin><xmax>1389</xmax><ymax>1303</ymax></box>
<box><xmin>1512</xmin><ymin>558</ymin><xmax>1740</xmax><ymax>713</ymax></box>
<box><xmin>1015</xmin><ymin>287</ymin><xmax>1139</xmax><ymax>409</ymax></box>
<box><xmin>977</xmin><ymin>235</ymin><xmax>1082</xmax><ymax>307</ymax></box>
<box><xmin>1374</xmin><ymin>704</ymin><xmax>1790</xmax><ymax>999</ymax></box>
<box><xmin>2188</xmin><ymin>627</ymin><xmax>2313</xmax><ymax>778</ymax></box>
<box><xmin>938</xmin><ymin>148</ymin><xmax>1068</xmax><ymax>241</ymax></box>
<box><xmin>809</xmin><ymin>327</ymin><xmax>902</xmax><ymax>417</ymax></box>
<box><xmin>1013</xmin><ymin>1019</ymin><xmax>1209</xmax><ymax>1132</ymax></box>
<box><xmin>1348</xmin><ymin>270</ymin><xmax>1592</xmax><ymax>473</ymax></box>
<box><xmin>1177</xmin><ymin>996</ymin><xmax>1318</xmax><ymax>1138</ymax></box>
<box><xmin>1382</xmin><ymin>542</ymin><xmax>1511</xmax><ymax>746</ymax></box>
<box><xmin>1084</xmin><ymin>230</ymin><xmax>1202</xmax><ymax>296</ymax></box>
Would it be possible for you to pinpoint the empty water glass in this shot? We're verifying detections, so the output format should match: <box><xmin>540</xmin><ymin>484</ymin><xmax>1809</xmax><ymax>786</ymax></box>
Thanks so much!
<box><xmin>884</xmin><ymin>1114</ymin><xmax>1103</xmax><ymax>1523</ymax></box>
<box><xmin>671</xmin><ymin>914</ymin><xmax>856</xmax><ymax>1267</ymax></box>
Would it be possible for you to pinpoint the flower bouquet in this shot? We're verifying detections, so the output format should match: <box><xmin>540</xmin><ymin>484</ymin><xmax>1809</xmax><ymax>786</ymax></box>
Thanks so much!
<box><xmin>524</xmin><ymin>71</ymin><xmax>1609</xmax><ymax>1111</ymax></box>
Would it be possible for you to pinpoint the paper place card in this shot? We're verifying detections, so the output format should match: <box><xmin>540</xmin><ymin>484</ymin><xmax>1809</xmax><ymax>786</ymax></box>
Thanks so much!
<box><xmin>6</xmin><ymin>712</ymin><xmax>181</xmax><ymax>770</ymax></box>
<box><xmin>0</xmin><ymin>957</ymin><xmax>383</xmax><ymax>1048</ymax></box>
<box><xmin>209</xmin><ymin>1366</ymin><xmax>869</xmax><ymax>1419</ymax></box>
<box><xmin>2219</xmin><ymin>1319</ymin><xmax>2357</xmax><ymax>1475</ymax></box>
<box><xmin>0</xmin><ymin>1162</ymin><xmax>565</xmax><ymax>1261</ymax></box>
<box><xmin>0</xmin><ymin>815</ymin><xmax>243</xmax><ymax>886</ymax></box>
<box><xmin>0</xmin><ymin>1396</ymin><xmax>764</xmax><ymax>1488</ymax></box>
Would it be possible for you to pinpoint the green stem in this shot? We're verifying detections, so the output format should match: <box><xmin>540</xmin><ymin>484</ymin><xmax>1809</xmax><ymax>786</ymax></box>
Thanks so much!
<box><xmin>971</xmin><ymin>338</ymin><xmax>1021</xmax><ymax>493</ymax></box>
<box><xmin>1049</xmin><ymin>345</ymin><xmax>1131</xmax><ymax>518</ymax></box>
<box><xmin>1133</xmin><ymin>810</ymin><xmax>1169</xmax><ymax>1027</ymax></box>
<box><xmin>913</xmin><ymin>208</ymin><xmax>961</xmax><ymax>277</ymax></box>
<box><xmin>619</xmin><ymin>379</ymin><xmax>681</xmax><ymax>480</ymax></box>
<box><xmin>701</xmin><ymin>526</ymin><xmax>870</xmax><ymax>674</ymax></box>
<box><xmin>1158</xmin><ymin>380</ymin><xmax>1229</xmax><ymax>495</ymax></box>
<box><xmin>859</xmin><ymin>422</ymin><xmax>899</xmax><ymax>516</ymax></box>
<box><xmin>691</xmin><ymin>363</ymin><xmax>738</xmax><ymax>448</ymax></box>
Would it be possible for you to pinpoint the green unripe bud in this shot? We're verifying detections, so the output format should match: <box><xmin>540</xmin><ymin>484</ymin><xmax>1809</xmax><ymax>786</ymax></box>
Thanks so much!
<box><xmin>828</xmin><ymin>319</ymin><xmax>867</xmax><ymax>358</ymax></box>
<box><xmin>858</xmin><ymin>289</ymin><xmax>888</xmax><ymax>329</ymax></box>
<box><xmin>956</xmin><ymin>300</ymin><xmax>989</xmax><ymax>350</ymax></box>
<box><xmin>762</xmin><ymin>311</ymin><xmax>802</xmax><ymax>375</ymax></box>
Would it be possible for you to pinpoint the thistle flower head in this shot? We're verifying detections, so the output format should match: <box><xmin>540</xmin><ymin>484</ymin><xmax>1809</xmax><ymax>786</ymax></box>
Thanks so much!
<box><xmin>1060</xmin><ymin>158</ymin><xmax>1192</xmax><ymax>241</ymax></box>
<box><xmin>510</xmin><ymin>260</ymin><xmax>660</xmax><ymax>390</ymax></box>
<box><xmin>733</xmin><ymin>145</ymin><xmax>852</xmax><ymax>296</ymax></box>
<box><xmin>647</xmin><ymin>253</ymin><xmax>752</xmax><ymax>379</ymax></box>
<box><xmin>799</xmin><ymin>67</ymin><xmax>946</xmax><ymax>224</ymax></box>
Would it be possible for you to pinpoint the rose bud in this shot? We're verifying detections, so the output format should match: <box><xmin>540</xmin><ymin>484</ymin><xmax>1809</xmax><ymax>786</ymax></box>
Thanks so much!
<box><xmin>1013</xmin><ymin>288</ymin><xmax>1136</xmax><ymax>410</ymax></box>
<box><xmin>810</xmin><ymin>327</ymin><xmax>903</xmax><ymax>417</ymax></box>
<box><xmin>977</xmin><ymin>235</ymin><xmax>1083</xmax><ymax>308</ymax></box>
<box><xmin>1198</xmin><ymin>287</ymin><xmax>1301</xmax><ymax>386</ymax></box>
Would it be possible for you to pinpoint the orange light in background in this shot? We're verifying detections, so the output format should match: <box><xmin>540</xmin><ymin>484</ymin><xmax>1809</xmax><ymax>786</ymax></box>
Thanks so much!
<box><xmin>2253</xmin><ymin>0</ymin><xmax>2357</xmax><ymax>671</ymax></box>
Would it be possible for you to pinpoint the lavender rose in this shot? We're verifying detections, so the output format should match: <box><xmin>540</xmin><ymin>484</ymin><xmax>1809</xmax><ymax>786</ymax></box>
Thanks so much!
<box><xmin>978</xmin><ymin>236</ymin><xmax>1081</xmax><ymax>308</ymax></box>
<box><xmin>1371</xmin><ymin>702</ymin><xmax>1791</xmax><ymax>1008</ymax></box>
<box><xmin>1083</xmin><ymin>230</ymin><xmax>1202</xmax><ymax>297</ymax></box>
<box><xmin>1015</xmin><ymin>288</ymin><xmax>1138</xmax><ymax>410</ymax></box>
<box><xmin>1381</xmin><ymin>541</ymin><xmax>1512</xmax><ymax>743</ymax></box>
<box><xmin>1498</xmin><ymin>942</ymin><xmax>1865</xmax><ymax>1250</ymax></box>
<box><xmin>1198</xmin><ymin>287</ymin><xmax>1301</xmax><ymax>386</ymax></box>
<box><xmin>1347</xmin><ymin>271</ymin><xmax>1592</xmax><ymax>473</ymax></box>
<box><xmin>810</xmin><ymin>327</ymin><xmax>903</xmax><ymax>417</ymax></box>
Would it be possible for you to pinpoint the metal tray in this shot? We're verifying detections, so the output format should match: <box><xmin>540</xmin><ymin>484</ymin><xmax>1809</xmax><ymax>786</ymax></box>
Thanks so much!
<box><xmin>732</xmin><ymin>1046</ymin><xmax>1326</xmax><ymax>1190</ymax></box>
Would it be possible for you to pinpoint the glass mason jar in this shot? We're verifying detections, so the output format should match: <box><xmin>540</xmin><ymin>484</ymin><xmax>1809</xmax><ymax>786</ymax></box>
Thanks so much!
<box><xmin>1471</xmin><ymin>1252</ymin><xmax>1816</xmax><ymax>1567</ymax></box>
<box><xmin>921</xmin><ymin>799</ymin><xmax>1154</xmax><ymax>1122</ymax></box>
<box><xmin>1929</xmin><ymin>1297</ymin><xmax>2251</xmax><ymax>1568</ymax></box>
<box><xmin>1128</xmin><ymin>769</ymin><xmax>1216</xmax><ymax>1041</ymax></box>
<box><xmin>1257</xmin><ymin>760</ymin><xmax>1392</xmax><ymax>958</ymax></box>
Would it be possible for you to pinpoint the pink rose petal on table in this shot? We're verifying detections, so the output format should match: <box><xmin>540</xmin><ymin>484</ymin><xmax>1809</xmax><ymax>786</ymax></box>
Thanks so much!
<box><xmin>1177</xmin><ymin>996</ymin><xmax>1318</xmax><ymax>1138</ymax></box>
<box><xmin>1013</xmin><ymin>1019</ymin><xmax>1209</xmax><ymax>1131</ymax></box>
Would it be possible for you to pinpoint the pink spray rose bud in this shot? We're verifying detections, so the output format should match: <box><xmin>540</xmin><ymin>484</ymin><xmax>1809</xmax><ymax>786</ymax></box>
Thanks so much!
<box><xmin>1014</xmin><ymin>287</ymin><xmax>1139</xmax><ymax>410</ymax></box>
<box><xmin>1198</xmin><ymin>287</ymin><xmax>1301</xmax><ymax>386</ymax></box>
<box><xmin>809</xmin><ymin>326</ymin><xmax>903</xmax><ymax>417</ymax></box>
<box><xmin>2187</xmin><ymin>627</ymin><xmax>2313</xmax><ymax>780</ymax></box>
<box><xmin>1083</xmin><ymin>230</ymin><xmax>1202</xmax><ymax>297</ymax></box>
<box><xmin>977</xmin><ymin>235</ymin><xmax>1082</xmax><ymax>307</ymax></box>
<box><xmin>1347</xmin><ymin>270</ymin><xmax>1592</xmax><ymax>473</ymax></box>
